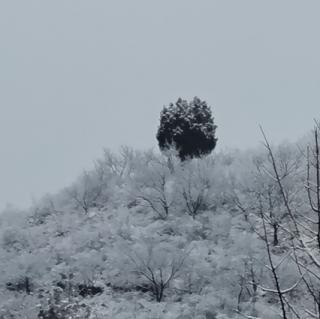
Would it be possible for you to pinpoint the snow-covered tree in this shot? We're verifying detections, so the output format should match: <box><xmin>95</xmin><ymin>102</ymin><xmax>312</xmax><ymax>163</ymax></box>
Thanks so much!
<box><xmin>176</xmin><ymin>157</ymin><xmax>216</xmax><ymax>219</ymax></box>
<box><xmin>156</xmin><ymin>97</ymin><xmax>217</xmax><ymax>161</ymax></box>
<box><xmin>66</xmin><ymin>170</ymin><xmax>107</xmax><ymax>214</ymax></box>
<box><xmin>126</xmin><ymin>240</ymin><xmax>190</xmax><ymax>302</ymax></box>
<box><xmin>128</xmin><ymin>155</ymin><xmax>177</xmax><ymax>219</ymax></box>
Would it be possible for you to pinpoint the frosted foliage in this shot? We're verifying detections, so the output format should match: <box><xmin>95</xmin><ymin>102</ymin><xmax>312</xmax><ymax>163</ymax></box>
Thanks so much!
<box><xmin>0</xmin><ymin>136</ymin><xmax>318</xmax><ymax>318</ymax></box>
<box><xmin>128</xmin><ymin>157</ymin><xmax>178</xmax><ymax>219</ymax></box>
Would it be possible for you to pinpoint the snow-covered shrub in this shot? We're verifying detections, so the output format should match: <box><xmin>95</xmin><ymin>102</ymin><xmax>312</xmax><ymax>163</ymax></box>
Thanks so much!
<box><xmin>37</xmin><ymin>286</ymin><xmax>92</xmax><ymax>319</ymax></box>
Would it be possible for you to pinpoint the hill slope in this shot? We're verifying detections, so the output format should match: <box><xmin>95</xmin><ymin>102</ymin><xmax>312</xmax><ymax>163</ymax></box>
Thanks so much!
<box><xmin>0</xmin><ymin>141</ymin><xmax>318</xmax><ymax>318</ymax></box>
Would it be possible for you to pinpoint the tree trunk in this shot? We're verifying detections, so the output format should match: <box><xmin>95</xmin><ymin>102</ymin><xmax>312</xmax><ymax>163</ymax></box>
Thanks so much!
<box><xmin>273</xmin><ymin>223</ymin><xmax>279</xmax><ymax>246</ymax></box>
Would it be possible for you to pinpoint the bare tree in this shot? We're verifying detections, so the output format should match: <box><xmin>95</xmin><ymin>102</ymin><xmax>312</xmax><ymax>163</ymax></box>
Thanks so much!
<box><xmin>128</xmin><ymin>243</ymin><xmax>190</xmax><ymax>302</ymax></box>
<box><xmin>66</xmin><ymin>170</ymin><xmax>105</xmax><ymax>214</ymax></box>
<box><xmin>95</xmin><ymin>146</ymin><xmax>136</xmax><ymax>179</ymax></box>
<box><xmin>130</xmin><ymin>158</ymin><xmax>176</xmax><ymax>219</ymax></box>
<box><xmin>255</xmin><ymin>126</ymin><xmax>320</xmax><ymax>319</ymax></box>
<box><xmin>231</xmin><ymin>143</ymin><xmax>301</xmax><ymax>247</ymax></box>
<box><xmin>236</xmin><ymin>258</ymin><xmax>262</xmax><ymax>316</ymax></box>
<box><xmin>178</xmin><ymin>159</ymin><xmax>213</xmax><ymax>219</ymax></box>
<box><xmin>306</xmin><ymin>124</ymin><xmax>320</xmax><ymax>250</ymax></box>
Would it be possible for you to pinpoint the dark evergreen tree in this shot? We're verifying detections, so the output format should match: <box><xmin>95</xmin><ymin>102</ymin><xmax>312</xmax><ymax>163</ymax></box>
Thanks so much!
<box><xmin>156</xmin><ymin>97</ymin><xmax>217</xmax><ymax>160</ymax></box>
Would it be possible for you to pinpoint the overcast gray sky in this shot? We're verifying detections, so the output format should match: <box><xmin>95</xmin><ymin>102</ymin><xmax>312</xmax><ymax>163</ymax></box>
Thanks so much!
<box><xmin>0</xmin><ymin>1</ymin><xmax>319</xmax><ymax>209</ymax></box>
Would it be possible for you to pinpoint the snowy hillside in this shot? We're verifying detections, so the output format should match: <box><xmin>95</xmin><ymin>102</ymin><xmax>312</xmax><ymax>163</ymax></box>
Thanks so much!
<box><xmin>0</xmin><ymin>132</ymin><xmax>320</xmax><ymax>318</ymax></box>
